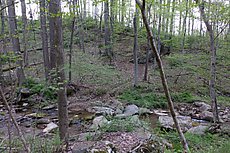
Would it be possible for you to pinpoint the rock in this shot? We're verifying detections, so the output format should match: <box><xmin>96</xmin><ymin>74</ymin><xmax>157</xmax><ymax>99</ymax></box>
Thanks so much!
<box><xmin>36</xmin><ymin>118</ymin><xmax>51</xmax><ymax>124</ymax></box>
<box><xmin>139</xmin><ymin>108</ymin><xmax>153</xmax><ymax>115</ymax></box>
<box><xmin>90</xmin><ymin>106</ymin><xmax>115</xmax><ymax>116</ymax></box>
<box><xmin>19</xmin><ymin>88</ymin><xmax>31</xmax><ymax>99</ymax></box>
<box><xmin>42</xmin><ymin>122</ymin><xmax>58</xmax><ymax>133</ymax></box>
<box><xmin>90</xmin><ymin>116</ymin><xmax>109</xmax><ymax>130</ymax></box>
<box><xmin>130</xmin><ymin>115</ymin><xmax>141</xmax><ymax>125</ymax></box>
<box><xmin>200</xmin><ymin>111</ymin><xmax>213</xmax><ymax>122</ymax></box>
<box><xmin>123</xmin><ymin>104</ymin><xmax>139</xmax><ymax>116</ymax></box>
<box><xmin>77</xmin><ymin>132</ymin><xmax>101</xmax><ymax>141</ymax></box>
<box><xmin>187</xmin><ymin>125</ymin><xmax>208</xmax><ymax>135</ymax></box>
<box><xmin>159</xmin><ymin>115</ymin><xmax>192</xmax><ymax>132</ymax></box>
<box><xmin>194</xmin><ymin>102</ymin><xmax>211</xmax><ymax>112</ymax></box>
<box><xmin>154</xmin><ymin>109</ymin><xmax>169</xmax><ymax>116</ymax></box>
<box><xmin>42</xmin><ymin>104</ymin><xmax>56</xmax><ymax>110</ymax></box>
<box><xmin>72</xmin><ymin>141</ymin><xmax>95</xmax><ymax>153</ymax></box>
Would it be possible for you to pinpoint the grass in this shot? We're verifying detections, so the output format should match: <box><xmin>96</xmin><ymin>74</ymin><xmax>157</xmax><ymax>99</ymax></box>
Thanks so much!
<box><xmin>0</xmin><ymin>132</ymin><xmax>61</xmax><ymax>153</ymax></box>
<box><xmin>155</xmin><ymin>128</ymin><xmax>230</xmax><ymax>153</ymax></box>
<box><xmin>118</xmin><ymin>86</ymin><xmax>195</xmax><ymax>109</ymax></box>
<box><xmin>71</xmin><ymin>52</ymin><xmax>129</xmax><ymax>89</ymax></box>
<box><xmin>100</xmin><ymin>117</ymin><xmax>137</xmax><ymax>132</ymax></box>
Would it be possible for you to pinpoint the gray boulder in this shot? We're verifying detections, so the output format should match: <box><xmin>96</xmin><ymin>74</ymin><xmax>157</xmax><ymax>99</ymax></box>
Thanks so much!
<box><xmin>187</xmin><ymin>125</ymin><xmax>208</xmax><ymax>135</ymax></box>
<box><xmin>200</xmin><ymin>111</ymin><xmax>213</xmax><ymax>122</ymax></box>
<box><xmin>124</xmin><ymin>104</ymin><xmax>139</xmax><ymax>116</ymax></box>
<box><xmin>90</xmin><ymin>116</ymin><xmax>109</xmax><ymax>130</ymax></box>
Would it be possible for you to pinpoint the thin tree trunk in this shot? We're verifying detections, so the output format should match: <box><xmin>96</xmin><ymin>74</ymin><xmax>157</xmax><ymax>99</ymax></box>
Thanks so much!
<box><xmin>181</xmin><ymin>0</ymin><xmax>189</xmax><ymax>52</ymax></box>
<box><xmin>49</xmin><ymin>0</ymin><xmax>69</xmax><ymax>142</ymax></box>
<box><xmin>195</xmin><ymin>0</ymin><xmax>219</xmax><ymax>123</ymax></box>
<box><xmin>104</xmin><ymin>0</ymin><xmax>112</xmax><ymax>62</ymax></box>
<box><xmin>20</xmin><ymin>0</ymin><xmax>28</xmax><ymax>66</ymax></box>
<box><xmin>135</xmin><ymin>0</ymin><xmax>190</xmax><ymax>152</ymax></box>
<box><xmin>40</xmin><ymin>0</ymin><xmax>50</xmax><ymax>81</ymax></box>
<box><xmin>133</xmin><ymin>6</ymin><xmax>138</xmax><ymax>87</ymax></box>
<box><xmin>169</xmin><ymin>0</ymin><xmax>175</xmax><ymax>51</ymax></box>
<box><xmin>7</xmin><ymin>0</ymin><xmax>25</xmax><ymax>86</ymax></box>
<box><xmin>69</xmin><ymin>0</ymin><xmax>76</xmax><ymax>82</ymax></box>
<box><xmin>121</xmin><ymin>0</ymin><xmax>125</xmax><ymax>25</ymax></box>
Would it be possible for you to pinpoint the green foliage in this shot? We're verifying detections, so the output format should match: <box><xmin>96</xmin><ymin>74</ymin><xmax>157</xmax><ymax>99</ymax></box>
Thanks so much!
<box><xmin>100</xmin><ymin>117</ymin><xmax>136</xmax><ymax>132</ymax></box>
<box><xmin>119</xmin><ymin>86</ymin><xmax>195</xmax><ymax>108</ymax></box>
<box><xmin>22</xmin><ymin>77</ymin><xmax>57</xmax><ymax>100</ymax></box>
<box><xmin>156</xmin><ymin>129</ymin><xmax>230</xmax><ymax>153</ymax></box>
<box><xmin>0</xmin><ymin>132</ymin><xmax>61</xmax><ymax>153</ymax></box>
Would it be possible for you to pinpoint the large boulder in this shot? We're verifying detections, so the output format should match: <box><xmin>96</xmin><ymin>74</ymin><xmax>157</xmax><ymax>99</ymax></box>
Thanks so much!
<box><xmin>194</xmin><ymin>101</ymin><xmax>211</xmax><ymax>112</ymax></box>
<box><xmin>159</xmin><ymin>115</ymin><xmax>192</xmax><ymax>132</ymax></box>
<box><xmin>200</xmin><ymin>111</ymin><xmax>213</xmax><ymax>122</ymax></box>
<box><xmin>90</xmin><ymin>116</ymin><xmax>109</xmax><ymax>130</ymax></box>
<box><xmin>187</xmin><ymin>125</ymin><xmax>208</xmax><ymax>135</ymax></box>
<box><xmin>123</xmin><ymin>104</ymin><xmax>139</xmax><ymax>116</ymax></box>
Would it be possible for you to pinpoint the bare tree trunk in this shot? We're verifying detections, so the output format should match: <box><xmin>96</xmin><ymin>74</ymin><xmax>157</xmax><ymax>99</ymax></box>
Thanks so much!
<box><xmin>135</xmin><ymin>0</ymin><xmax>190</xmax><ymax>152</ymax></box>
<box><xmin>143</xmin><ymin>4</ymin><xmax>151</xmax><ymax>81</ymax></box>
<box><xmin>49</xmin><ymin>0</ymin><xmax>69</xmax><ymax>142</ymax></box>
<box><xmin>40</xmin><ymin>0</ymin><xmax>50</xmax><ymax>81</ymax></box>
<box><xmin>181</xmin><ymin>0</ymin><xmax>189</xmax><ymax>52</ymax></box>
<box><xmin>133</xmin><ymin>6</ymin><xmax>138</xmax><ymax>87</ymax></box>
<box><xmin>7</xmin><ymin>0</ymin><xmax>25</xmax><ymax>86</ymax></box>
<box><xmin>195</xmin><ymin>0</ymin><xmax>219</xmax><ymax>123</ymax></box>
<box><xmin>104</xmin><ymin>0</ymin><xmax>112</xmax><ymax>62</ymax></box>
<box><xmin>20</xmin><ymin>0</ymin><xmax>28</xmax><ymax>66</ymax></box>
<box><xmin>169</xmin><ymin>0</ymin><xmax>175</xmax><ymax>50</ymax></box>
<box><xmin>121</xmin><ymin>0</ymin><xmax>125</xmax><ymax>25</ymax></box>
<box><xmin>0</xmin><ymin>0</ymin><xmax>5</xmax><ymax>83</ymax></box>
<box><xmin>69</xmin><ymin>0</ymin><xmax>76</xmax><ymax>82</ymax></box>
<box><xmin>178</xmin><ymin>0</ymin><xmax>182</xmax><ymax>35</ymax></box>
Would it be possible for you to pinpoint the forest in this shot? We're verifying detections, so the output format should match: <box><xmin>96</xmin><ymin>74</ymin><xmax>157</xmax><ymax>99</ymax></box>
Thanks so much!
<box><xmin>0</xmin><ymin>0</ymin><xmax>229</xmax><ymax>152</ymax></box>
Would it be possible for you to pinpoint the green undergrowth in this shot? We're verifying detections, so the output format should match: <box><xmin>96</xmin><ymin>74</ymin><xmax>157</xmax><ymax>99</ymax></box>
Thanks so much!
<box><xmin>0</xmin><ymin>132</ymin><xmax>61</xmax><ymax>153</ymax></box>
<box><xmin>118</xmin><ymin>86</ymin><xmax>194</xmax><ymax>108</ymax></box>
<box><xmin>155</xmin><ymin>129</ymin><xmax>230</xmax><ymax>153</ymax></box>
<box><xmin>99</xmin><ymin>117</ymin><xmax>136</xmax><ymax>132</ymax></box>
<box><xmin>71</xmin><ymin>52</ymin><xmax>129</xmax><ymax>89</ymax></box>
<box><xmin>22</xmin><ymin>77</ymin><xmax>57</xmax><ymax>100</ymax></box>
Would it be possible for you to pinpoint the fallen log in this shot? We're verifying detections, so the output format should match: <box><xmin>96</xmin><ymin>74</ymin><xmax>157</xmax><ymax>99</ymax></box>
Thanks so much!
<box><xmin>3</xmin><ymin>62</ymin><xmax>43</xmax><ymax>72</ymax></box>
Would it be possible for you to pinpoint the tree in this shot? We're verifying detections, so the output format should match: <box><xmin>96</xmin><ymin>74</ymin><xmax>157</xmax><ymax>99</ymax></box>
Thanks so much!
<box><xmin>49</xmin><ymin>0</ymin><xmax>69</xmax><ymax>142</ymax></box>
<box><xmin>135</xmin><ymin>0</ymin><xmax>190</xmax><ymax>152</ymax></box>
<box><xmin>20</xmin><ymin>0</ymin><xmax>28</xmax><ymax>66</ymax></box>
<box><xmin>133</xmin><ymin>5</ymin><xmax>138</xmax><ymax>87</ymax></box>
<box><xmin>195</xmin><ymin>0</ymin><xmax>219</xmax><ymax>123</ymax></box>
<box><xmin>40</xmin><ymin>0</ymin><xmax>50</xmax><ymax>81</ymax></box>
<box><xmin>104</xmin><ymin>0</ymin><xmax>112</xmax><ymax>62</ymax></box>
<box><xmin>7</xmin><ymin>0</ymin><xmax>25</xmax><ymax>86</ymax></box>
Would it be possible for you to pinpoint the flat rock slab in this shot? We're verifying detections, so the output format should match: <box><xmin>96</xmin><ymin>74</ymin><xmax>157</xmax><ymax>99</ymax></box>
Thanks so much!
<box><xmin>187</xmin><ymin>125</ymin><xmax>208</xmax><ymax>135</ymax></box>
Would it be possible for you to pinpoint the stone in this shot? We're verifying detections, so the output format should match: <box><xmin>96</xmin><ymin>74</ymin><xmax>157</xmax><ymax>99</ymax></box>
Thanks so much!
<box><xmin>200</xmin><ymin>111</ymin><xmax>213</xmax><ymax>122</ymax></box>
<box><xmin>159</xmin><ymin>115</ymin><xmax>192</xmax><ymax>132</ymax></box>
<box><xmin>36</xmin><ymin>118</ymin><xmax>51</xmax><ymax>124</ymax></box>
<box><xmin>194</xmin><ymin>102</ymin><xmax>211</xmax><ymax>112</ymax></box>
<box><xmin>187</xmin><ymin>125</ymin><xmax>208</xmax><ymax>135</ymax></box>
<box><xmin>130</xmin><ymin>115</ymin><xmax>141</xmax><ymax>125</ymax></box>
<box><xmin>91</xmin><ymin>106</ymin><xmax>115</xmax><ymax>116</ymax></box>
<box><xmin>42</xmin><ymin>104</ymin><xmax>56</xmax><ymax>110</ymax></box>
<box><xmin>42</xmin><ymin>122</ymin><xmax>58</xmax><ymax>133</ymax></box>
<box><xmin>90</xmin><ymin>116</ymin><xmax>109</xmax><ymax>129</ymax></box>
<box><xmin>123</xmin><ymin>104</ymin><xmax>139</xmax><ymax>116</ymax></box>
<box><xmin>139</xmin><ymin>108</ymin><xmax>153</xmax><ymax>115</ymax></box>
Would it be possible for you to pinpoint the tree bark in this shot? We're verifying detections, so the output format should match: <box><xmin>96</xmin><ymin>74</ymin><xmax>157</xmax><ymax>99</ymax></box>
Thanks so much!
<box><xmin>7</xmin><ymin>0</ymin><xmax>25</xmax><ymax>86</ymax></box>
<box><xmin>20</xmin><ymin>0</ymin><xmax>28</xmax><ymax>66</ymax></box>
<box><xmin>133</xmin><ymin>6</ymin><xmax>138</xmax><ymax>87</ymax></box>
<box><xmin>49</xmin><ymin>0</ymin><xmax>69</xmax><ymax>142</ymax></box>
<box><xmin>40</xmin><ymin>0</ymin><xmax>50</xmax><ymax>81</ymax></box>
<box><xmin>135</xmin><ymin>0</ymin><xmax>190</xmax><ymax>152</ymax></box>
<box><xmin>181</xmin><ymin>0</ymin><xmax>189</xmax><ymax>52</ymax></box>
<box><xmin>104</xmin><ymin>0</ymin><xmax>112</xmax><ymax>62</ymax></box>
<box><xmin>195</xmin><ymin>0</ymin><xmax>219</xmax><ymax>123</ymax></box>
<box><xmin>69</xmin><ymin>0</ymin><xmax>76</xmax><ymax>82</ymax></box>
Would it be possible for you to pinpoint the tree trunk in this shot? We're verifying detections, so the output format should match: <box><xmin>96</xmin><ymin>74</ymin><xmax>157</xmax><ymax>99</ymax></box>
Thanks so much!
<box><xmin>40</xmin><ymin>0</ymin><xmax>50</xmax><ymax>81</ymax></box>
<box><xmin>135</xmin><ymin>0</ymin><xmax>190</xmax><ymax>152</ymax></box>
<box><xmin>49</xmin><ymin>0</ymin><xmax>69</xmax><ymax>142</ymax></box>
<box><xmin>104</xmin><ymin>0</ymin><xmax>112</xmax><ymax>62</ymax></box>
<box><xmin>121</xmin><ymin>0</ymin><xmax>125</xmax><ymax>25</ymax></box>
<box><xmin>7</xmin><ymin>0</ymin><xmax>25</xmax><ymax>86</ymax></box>
<box><xmin>20</xmin><ymin>0</ymin><xmax>28</xmax><ymax>66</ymax></box>
<box><xmin>133</xmin><ymin>6</ymin><xmax>138</xmax><ymax>87</ymax></box>
<box><xmin>181</xmin><ymin>0</ymin><xmax>189</xmax><ymax>52</ymax></box>
<box><xmin>195</xmin><ymin>0</ymin><xmax>219</xmax><ymax>123</ymax></box>
<box><xmin>69</xmin><ymin>0</ymin><xmax>76</xmax><ymax>82</ymax></box>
